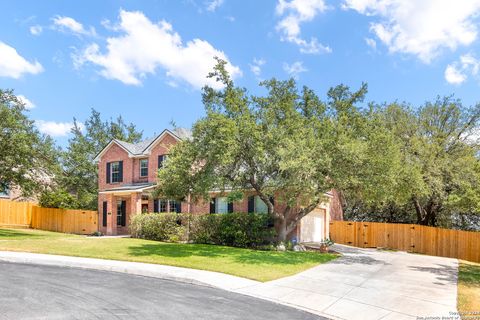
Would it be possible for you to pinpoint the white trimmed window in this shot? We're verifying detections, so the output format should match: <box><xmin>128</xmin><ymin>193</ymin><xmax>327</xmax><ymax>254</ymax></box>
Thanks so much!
<box><xmin>111</xmin><ymin>162</ymin><xmax>120</xmax><ymax>183</ymax></box>
<box><xmin>216</xmin><ymin>197</ymin><xmax>228</xmax><ymax>214</ymax></box>
<box><xmin>158</xmin><ymin>199</ymin><xmax>180</xmax><ymax>213</ymax></box>
<box><xmin>255</xmin><ymin>196</ymin><xmax>268</xmax><ymax>214</ymax></box>
<box><xmin>140</xmin><ymin>159</ymin><xmax>148</xmax><ymax>177</ymax></box>
<box><xmin>158</xmin><ymin>154</ymin><xmax>168</xmax><ymax>169</ymax></box>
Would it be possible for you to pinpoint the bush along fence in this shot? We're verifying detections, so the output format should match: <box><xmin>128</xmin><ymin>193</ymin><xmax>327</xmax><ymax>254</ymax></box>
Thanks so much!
<box><xmin>0</xmin><ymin>199</ymin><xmax>97</xmax><ymax>235</ymax></box>
<box><xmin>330</xmin><ymin>220</ymin><xmax>480</xmax><ymax>263</ymax></box>
<box><xmin>130</xmin><ymin>212</ymin><xmax>276</xmax><ymax>249</ymax></box>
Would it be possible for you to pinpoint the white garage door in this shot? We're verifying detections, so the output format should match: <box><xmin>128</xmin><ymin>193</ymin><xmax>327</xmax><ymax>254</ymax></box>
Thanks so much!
<box><xmin>300</xmin><ymin>209</ymin><xmax>325</xmax><ymax>243</ymax></box>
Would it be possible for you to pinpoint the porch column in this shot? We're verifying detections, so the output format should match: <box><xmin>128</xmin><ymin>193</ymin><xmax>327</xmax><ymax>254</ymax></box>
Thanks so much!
<box><xmin>130</xmin><ymin>192</ymin><xmax>142</xmax><ymax>222</ymax></box>
<box><xmin>106</xmin><ymin>193</ymin><xmax>116</xmax><ymax>236</ymax></box>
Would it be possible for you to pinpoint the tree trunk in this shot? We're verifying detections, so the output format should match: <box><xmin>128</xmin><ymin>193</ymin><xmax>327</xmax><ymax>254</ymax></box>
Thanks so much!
<box><xmin>276</xmin><ymin>216</ymin><xmax>288</xmax><ymax>242</ymax></box>
<box><xmin>412</xmin><ymin>196</ymin><xmax>438</xmax><ymax>226</ymax></box>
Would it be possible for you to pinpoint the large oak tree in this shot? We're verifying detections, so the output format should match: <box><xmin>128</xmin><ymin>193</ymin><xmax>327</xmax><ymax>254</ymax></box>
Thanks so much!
<box><xmin>155</xmin><ymin>60</ymin><xmax>398</xmax><ymax>241</ymax></box>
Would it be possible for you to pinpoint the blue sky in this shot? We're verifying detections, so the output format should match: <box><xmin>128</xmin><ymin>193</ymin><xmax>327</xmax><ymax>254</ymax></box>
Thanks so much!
<box><xmin>1</xmin><ymin>0</ymin><xmax>480</xmax><ymax>146</ymax></box>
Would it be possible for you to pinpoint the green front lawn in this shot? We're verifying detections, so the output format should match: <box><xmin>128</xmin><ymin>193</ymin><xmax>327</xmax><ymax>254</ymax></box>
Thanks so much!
<box><xmin>0</xmin><ymin>228</ymin><xmax>337</xmax><ymax>282</ymax></box>
<box><xmin>458</xmin><ymin>261</ymin><xmax>480</xmax><ymax>319</ymax></box>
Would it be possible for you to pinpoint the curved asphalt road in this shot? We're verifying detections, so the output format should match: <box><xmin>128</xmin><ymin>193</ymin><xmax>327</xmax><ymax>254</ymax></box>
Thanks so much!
<box><xmin>0</xmin><ymin>262</ymin><xmax>324</xmax><ymax>320</ymax></box>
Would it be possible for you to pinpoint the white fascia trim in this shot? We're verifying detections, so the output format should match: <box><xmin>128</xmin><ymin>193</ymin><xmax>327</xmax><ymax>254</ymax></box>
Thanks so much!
<box><xmin>99</xmin><ymin>185</ymin><xmax>157</xmax><ymax>194</ymax></box>
<box><xmin>142</xmin><ymin>129</ymin><xmax>181</xmax><ymax>154</ymax></box>
<box><xmin>93</xmin><ymin>140</ymin><xmax>133</xmax><ymax>162</ymax></box>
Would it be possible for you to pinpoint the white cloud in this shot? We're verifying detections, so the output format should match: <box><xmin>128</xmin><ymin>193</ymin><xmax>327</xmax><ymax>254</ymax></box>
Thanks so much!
<box><xmin>17</xmin><ymin>95</ymin><xmax>36</xmax><ymax>109</ymax></box>
<box><xmin>276</xmin><ymin>0</ymin><xmax>331</xmax><ymax>54</ymax></box>
<box><xmin>283</xmin><ymin>61</ymin><xmax>307</xmax><ymax>78</ymax></box>
<box><xmin>343</xmin><ymin>0</ymin><xmax>480</xmax><ymax>63</ymax></box>
<box><xmin>30</xmin><ymin>25</ymin><xmax>43</xmax><ymax>35</ymax></box>
<box><xmin>73</xmin><ymin>10</ymin><xmax>241</xmax><ymax>89</ymax></box>
<box><xmin>249</xmin><ymin>58</ymin><xmax>266</xmax><ymax>77</ymax></box>
<box><xmin>445</xmin><ymin>54</ymin><xmax>480</xmax><ymax>85</ymax></box>
<box><xmin>206</xmin><ymin>0</ymin><xmax>224</xmax><ymax>12</ymax></box>
<box><xmin>444</xmin><ymin>65</ymin><xmax>466</xmax><ymax>85</ymax></box>
<box><xmin>365</xmin><ymin>37</ymin><xmax>376</xmax><ymax>49</ymax></box>
<box><xmin>35</xmin><ymin>120</ymin><xmax>83</xmax><ymax>137</ymax></box>
<box><xmin>52</xmin><ymin>15</ymin><xmax>96</xmax><ymax>36</ymax></box>
<box><xmin>0</xmin><ymin>42</ymin><xmax>44</xmax><ymax>78</ymax></box>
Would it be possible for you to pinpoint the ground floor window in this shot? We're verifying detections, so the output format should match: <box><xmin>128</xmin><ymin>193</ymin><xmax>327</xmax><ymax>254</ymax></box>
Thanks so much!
<box><xmin>248</xmin><ymin>195</ymin><xmax>269</xmax><ymax>214</ymax></box>
<box><xmin>216</xmin><ymin>197</ymin><xmax>229</xmax><ymax>214</ymax></box>
<box><xmin>255</xmin><ymin>196</ymin><xmax>268</xmax><ymax>213</ymax></box>
<box><xmin>210</xmin><ymin>197</ymin><xmax>233</xmax><ymax>214</ymax></box>
<box><xmin>156</xmin><ymin>199</ymin><xmax>181</xmax><ymax>213</ymax></box>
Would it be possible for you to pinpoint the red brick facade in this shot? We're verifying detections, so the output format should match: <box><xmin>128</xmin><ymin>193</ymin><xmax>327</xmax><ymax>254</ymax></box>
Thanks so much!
<box><xmin>97</xmin><ymin>130</ymin><xmax>334</xmax><ymax>240</ymax></box>
<box><xmin>97</xmin><ymin>131</ymin><xmax>180</xmax><ymax>235</ymax></box>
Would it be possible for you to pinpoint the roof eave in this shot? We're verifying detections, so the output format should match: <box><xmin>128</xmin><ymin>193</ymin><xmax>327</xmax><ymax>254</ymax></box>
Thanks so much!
<box><xmin>93</xmin><ymin>139</ymin><xmax>134</xmax><ymax>163</ymax></box>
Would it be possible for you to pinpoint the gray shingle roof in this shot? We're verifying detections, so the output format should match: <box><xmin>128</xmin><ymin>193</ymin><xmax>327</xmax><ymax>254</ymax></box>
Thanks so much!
<box><xmin>94</xmin><ymin>128</ymin><xmax>191</xmax><ymax>162</ymax></box>
<box><xmin>115</xmin><ymin>137</ymin><xmax>156</xmax><ymax>155</ymax></box>
<box><xmin>113</xmin><ymin>128</ymin><xmax>191</xmax><ymax>156</ymax></box>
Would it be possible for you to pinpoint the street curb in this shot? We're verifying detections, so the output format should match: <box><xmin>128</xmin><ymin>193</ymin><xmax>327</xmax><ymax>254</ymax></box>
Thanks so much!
<box><xmin>0</xmin><ymin>251</ymin><xmax>336</xmax><ymax>319</ymax></box>
<box><xmin>0</xmin><ymin>251</ymin><xmax>259</xmax><ymax>291</ymax></box>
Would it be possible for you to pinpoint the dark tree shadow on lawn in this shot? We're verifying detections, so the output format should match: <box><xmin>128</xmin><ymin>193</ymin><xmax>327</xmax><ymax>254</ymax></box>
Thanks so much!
<box><xmin>0</xmin><ymin>229</ymin><xmax>45</xmax><ymax>239</ymax></box>
<box><xmin>127</xmin><ymin>242</ymin><xmax>337</xmax><ymax>266</ymax></box>
<box><xmin>127</xmin><ymin>243</ymin><xmax>233</xmax><ymax>259</ymax></box>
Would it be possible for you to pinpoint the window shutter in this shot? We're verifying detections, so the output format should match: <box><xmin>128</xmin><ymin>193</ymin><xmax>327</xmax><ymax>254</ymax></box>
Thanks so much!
<box><xmin>102</xmin><ymin>201</ymin><xmax>107</xmax><ymax>227</ymax></box>
<box><xmin>106</xmin><ymin>162</ymin><xmax>111</xmax><ymax>183</ymax></box>
<box><xmin>210</xmin><ymin>198</ymin><xmax>216</xmax><ymax>214</ymax></box>
<box><xmin>153</xmin><ymin>199</ymin><xmax>159</xmax><ymax>213</ymax></box>
<box><xmin>121</xmin><ymin>200</ymin><xmax>126</xmax><ymax>226</ymax></box>
<box><xmin>176</xmin><ymin>201</ymin><xmax>182</xmax><ymax>213</ymax></box>
<box><xmin>228</xmin><ymin>201</ymin><xmax>233</xmax><ymax>213</ymax></box>
<box><xmin>248</xmin><ymin>196</ymin><xmax>255</xmax><ymax>213</ymax></box>
<box><xmin>118</xmin><ymin>161</ymin><xmax>123</xmax><ymax>182</ymax></box>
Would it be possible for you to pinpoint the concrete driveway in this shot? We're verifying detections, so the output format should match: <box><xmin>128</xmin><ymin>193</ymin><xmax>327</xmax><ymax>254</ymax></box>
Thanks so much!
<box><xmin>238</xmin><ymin>244</ymin><xmax>459</xmax><ymax>320</ymax></box>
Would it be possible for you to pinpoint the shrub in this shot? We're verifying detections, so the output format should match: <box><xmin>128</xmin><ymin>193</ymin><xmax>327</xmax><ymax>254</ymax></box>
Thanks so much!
<box><xmin>39</xmin><ymin>189</ymin><xmax>80</xmax><ymax>209</ymax></box>
<box><xmin>130</xmin><ymin>212</ymin><xmax>276</xmax><ymax>248</ymax></box>
<box><xmin>129</xmin><ymin>213</ymin><xmax>186</xmax><ymax>242</ymax></box>
<box><xmin>188</xmin><ymin>212</ymin><xmax>276</xmax><ymax>248</ymax></box>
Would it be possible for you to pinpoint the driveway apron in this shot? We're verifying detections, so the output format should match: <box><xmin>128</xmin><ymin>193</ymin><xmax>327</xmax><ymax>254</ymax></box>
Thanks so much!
<box><xmin>238</xmin><ymin>244</ymin><xmax>458</xmax><ymax>320</ymax></box>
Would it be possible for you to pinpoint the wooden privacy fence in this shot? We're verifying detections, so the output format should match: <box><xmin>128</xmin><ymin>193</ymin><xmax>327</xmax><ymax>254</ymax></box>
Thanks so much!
<box><xmin>330</xmin><ymin>221</ymin><xmax>480</xmax><ymax>263</ymax></box>
<box><xmin>0</xmin><ymin>200</ymin><xmax>33</xmax><ymax>228</ymax></box>
<box><xmin>0</xmin><ymin>199</ymin><xmax>97</xmax><ymax>235</ymax></box>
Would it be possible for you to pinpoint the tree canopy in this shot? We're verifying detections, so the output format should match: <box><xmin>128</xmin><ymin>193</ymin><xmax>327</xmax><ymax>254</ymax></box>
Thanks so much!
<box><xmin>0</xmin><ymin>89</ymin><xmax>60</xmax><ymax>199</ymax></box>
<box><xmin>156</xmin><ymin>59</ymin><xmax>480</xmax><ymax>236</ymax></box>
<box><xmin>40</xmin><ymin>109</ymin><xmax>143</xmax><ymax>210</ymax></box>
<box><xmin>344</xmin><ymin>97</ymin><xmax>480</xmax><ymax>229</ymax></box>
<box><xmin>155</xmin><ymin>60</ymin><xmax>403</xmax><ymax>240</ymax></box>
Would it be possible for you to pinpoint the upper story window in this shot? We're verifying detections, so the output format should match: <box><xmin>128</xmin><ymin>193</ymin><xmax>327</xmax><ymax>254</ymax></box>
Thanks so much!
<box><xmin>158</xmin><ymin>154</ymin><xmax>168</xmax><ymax>169</ymax></box>
<box><xmin>111</xmin><ymin>162</ymin><xmax>120</xmax><ymax>183</ymax></box>
<box><xmin>106</xmin><ymin>161</ymin><xmax>124</xmax><ymax>184</ymax></box>
<box><xmin>140</xmin><ymin>159</ymin><xmax>148</xmax><ymax>177</ymax></box>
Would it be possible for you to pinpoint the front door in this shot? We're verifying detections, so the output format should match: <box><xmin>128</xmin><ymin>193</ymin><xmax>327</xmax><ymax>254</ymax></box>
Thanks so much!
<box><xmin>116</xmin><ymin>200</ymin><xmax>126</xmax><ymax>227</ymax></box>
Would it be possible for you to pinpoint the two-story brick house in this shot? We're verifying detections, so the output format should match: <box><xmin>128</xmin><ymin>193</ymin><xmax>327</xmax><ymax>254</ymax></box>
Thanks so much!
<box><xmin>95</xmin><ymin>128</ymin><xmax>342</xmax><ymax>240</ymax></box>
